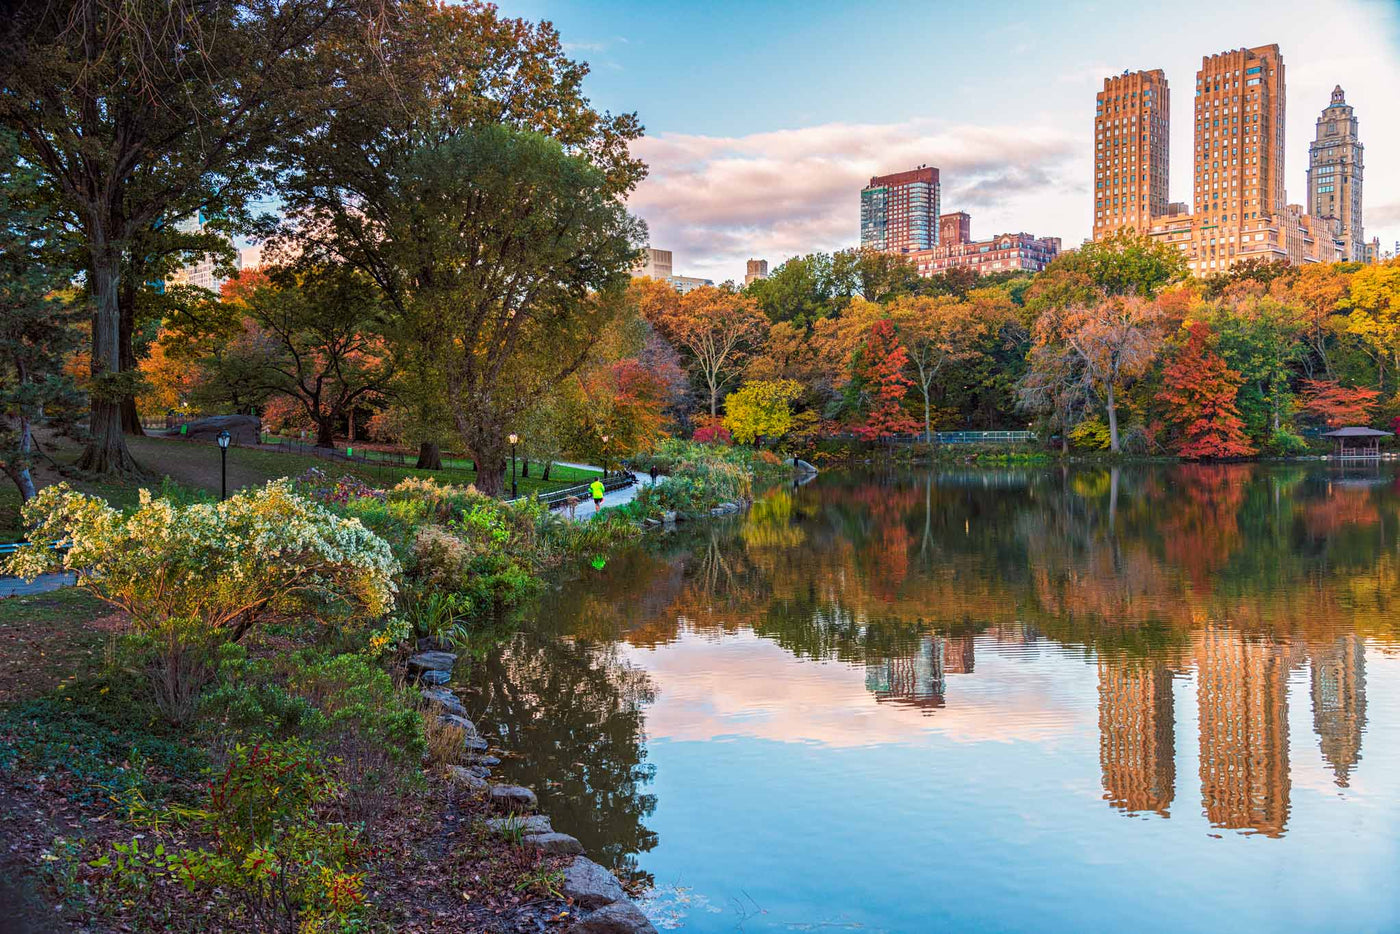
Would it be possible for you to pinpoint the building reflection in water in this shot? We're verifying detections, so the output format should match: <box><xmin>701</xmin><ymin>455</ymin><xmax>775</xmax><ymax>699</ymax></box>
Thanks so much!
<box><xmin>1310</xmin><ymin>633</ymin><xmax>1367</xmax><ymax>788</ymax></box>
<box><xmin>1097</xmin><ymin>656</ymin><xmax>1176</xmax><ymax>816</ymax></box>
<box><xmin>1194</xmin><ymin>630</ymin><xmax>1293</xmax><ymax>837</ymax></box>
<box><xmin>856</xmin><ymin>625</ymin><xmax>1369</xmax><ymax>838</ymax></box>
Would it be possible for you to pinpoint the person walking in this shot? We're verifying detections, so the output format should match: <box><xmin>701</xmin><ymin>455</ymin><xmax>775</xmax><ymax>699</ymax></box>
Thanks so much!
<box><xmin>648</xmin><ymin>464</ymin><xmax>658</xmax><ymax>484</ymax></box>
<box><xmin>589</xmin><ymin>477</ymin><xmax>606</xmax><ymax>514</ymax></box>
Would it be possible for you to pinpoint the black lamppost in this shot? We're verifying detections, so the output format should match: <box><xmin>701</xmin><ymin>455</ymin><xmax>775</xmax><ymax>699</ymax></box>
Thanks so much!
<box><xmin>217</xmin><ymin>430</ymin><xmax>231</xmax><ymax>501</ymax></box>
<box><xmin>508</xmin><ymin>433</ymin><xmax>519</xmax><ymax>497</ymax></box>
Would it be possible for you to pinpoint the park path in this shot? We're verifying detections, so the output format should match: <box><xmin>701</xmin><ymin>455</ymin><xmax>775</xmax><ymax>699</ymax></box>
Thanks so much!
<box><xmin>0</xmin><ymin>572</ymin><xmax>75</xmax><ymax>599</ymax></box>
<box><xmin>557</xmin><ymin>471</ymin><xmax>660</xmax><ymax>522</ymax></box>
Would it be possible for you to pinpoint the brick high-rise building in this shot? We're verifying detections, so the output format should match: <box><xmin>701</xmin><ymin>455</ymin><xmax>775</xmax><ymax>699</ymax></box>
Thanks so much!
<box><xmin>1191</xmin><ymin>45</ymin><xmax>1286</xmax><ymax>254</ymax></box>
<box><xmin>1310</xmin><ymin>634</ymin><xmax>1366</xmax><ymax>788</ymax></box>
<box><xmin>744</xmin><ymin>258</ymin><xmax>768</xmax><ymax>286</ymax></box>
<box><xmin>1093</xmin><ymin>69</ymin><xmax>1170</xmax><ymax>239</ymax></box>
<box><xmin>1307</xmin><ymin>86</ymin><xmax>1365</xmax><ymax>261</ymax></box>
<box><xmin>861</xmin><ymin>166</ymin><xmax>940</xmax><ymax>254</ymax></box>
<box><xmin>1145</xmin><ymin>44</ymin><xmax>1341</xmax><ymax>274</ymax></box>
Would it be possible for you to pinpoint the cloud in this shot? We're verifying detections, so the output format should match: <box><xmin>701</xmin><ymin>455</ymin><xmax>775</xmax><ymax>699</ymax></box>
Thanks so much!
<box><xmin>627</xmin><ymin>119</ymin><xmax>1084</xmax><ymax>282</ymax></box>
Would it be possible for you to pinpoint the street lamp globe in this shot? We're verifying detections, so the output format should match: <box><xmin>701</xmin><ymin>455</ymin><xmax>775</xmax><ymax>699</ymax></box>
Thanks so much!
<box><xmin>508</xmin><ymin>433</ymin><xmax>518</xmax><ymax>445</ymax></box>
<box><xmin>217</xmin><ymin>430</ymin><xmax>231</xmax><ymax>450</ymax></box>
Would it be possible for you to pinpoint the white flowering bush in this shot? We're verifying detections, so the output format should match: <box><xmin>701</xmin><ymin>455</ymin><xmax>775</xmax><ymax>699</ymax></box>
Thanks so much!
<box><xmin>7</xmin><ymin>481</ymin><xmax>399</xmax><ymax>643</ymax></box>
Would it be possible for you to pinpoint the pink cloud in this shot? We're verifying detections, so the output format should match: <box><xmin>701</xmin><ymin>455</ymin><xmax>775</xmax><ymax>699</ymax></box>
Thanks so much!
<box><xmin>627</xmin><ymin>119</ymin><xmax>1085</xmax><ymax>282</ymax></box>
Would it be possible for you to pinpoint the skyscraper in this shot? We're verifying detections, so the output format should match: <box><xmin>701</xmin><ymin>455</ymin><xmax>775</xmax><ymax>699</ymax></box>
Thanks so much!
<box><xmin>1145</xmin><ymin>44</ymin><xmax>1341</xmax><ymax>273</ymax></box>
<box><xmin>1093</xmin><ymin>69</ymin><xmax>1170</xmax><ymax>239</ymax></box>
<box><xmin>1307</xmin><ymin>86</ymin><xmax>1365</xmax><ymax>261</ymax></box>
<box><xmin>860</xmin><ymin>166</ymin><xmax>940</xmax><ymax>254</ymax></box>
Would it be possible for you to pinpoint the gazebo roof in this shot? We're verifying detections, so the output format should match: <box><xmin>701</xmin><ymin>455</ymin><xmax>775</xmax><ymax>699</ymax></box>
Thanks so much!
<box><xmin>1323</xmin><ymin>426</ymin><xmax>1393</xmax><ymax>438</ymax></box>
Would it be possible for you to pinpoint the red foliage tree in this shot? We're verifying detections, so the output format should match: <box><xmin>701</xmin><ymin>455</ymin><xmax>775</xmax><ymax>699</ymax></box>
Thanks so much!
<box><xmin>1300</xmin><ymin>378</ymin><xmax>1381</xmax><ymax>428</ymax></box>
<box><xmin>847</xmin><ymin>319</ymin><xmax>919</xmax><ymax>442</ymax></box>
<box><xmin>1158</xmin><ymin>322</ymin><xmax>1255</xmax><ymax>459</ymax></box>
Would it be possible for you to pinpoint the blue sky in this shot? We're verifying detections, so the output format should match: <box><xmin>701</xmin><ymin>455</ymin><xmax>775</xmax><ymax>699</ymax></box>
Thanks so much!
<box><xmin>500</xmin><ymin>0</ymin><xmax>1400</xmax><ymax>281</ymax></box>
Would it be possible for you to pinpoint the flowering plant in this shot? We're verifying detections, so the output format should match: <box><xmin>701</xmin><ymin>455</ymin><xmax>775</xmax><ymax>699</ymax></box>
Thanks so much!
<box><xmin>6</xmin><ymin>481</ymin><xmax>399</xmax><ymax>643</ymax></box>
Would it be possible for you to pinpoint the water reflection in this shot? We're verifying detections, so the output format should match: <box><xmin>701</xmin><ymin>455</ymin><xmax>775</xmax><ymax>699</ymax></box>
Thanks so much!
<box><xmin>468</xmin><ymin>463</ymin><xmax>1400</xmax><ymax>930</ymax></box>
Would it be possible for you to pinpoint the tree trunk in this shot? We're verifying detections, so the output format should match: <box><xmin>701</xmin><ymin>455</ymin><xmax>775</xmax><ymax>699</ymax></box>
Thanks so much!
<box><xmin>3</xmin><ymin>412</ymin><xmax>38</xmax><ymax>502</ymax></box>
<box><xmin>118</xmin><ymin>284</ymin><xmax>144</xmax><ymax>436</ymax></box>
<box><xmin>710</xmin><ymin>382</ymin><xmax>718</xmax><ymax>417</ymax></box>
<box><xmin>415</xmin><ymin>441</ymin><xmax>443</xmax><ymax>470</ymax></box>
<box><xmin>542</xmin><ymin>461</ymin><xmax>552</xmax><ymax>481</ymax></box>
<box><xmin>76</xmin><ymin>249</ymin><xmax>140</xmax><ymax>475</ymax></box>
<box><xmin>1106</xmin><ymin>382</ymin><xmax>1120</xmax><ymax>453</ymax></box>
<box><xmin>315</xmin><ymin>416</ymin><xmax>336</xmax><ymax>448</ymax></box>
<box><xmin>521</xmin><ymin>456</ymin><xmax>529</xmax><ymax>478</ymax></box>
<box><xmin>472</xmin><ymin>447</ymin><xmax>507</xmax><ymax>497</ymax></box>
<box><xmin>922</xmin><ymin>388</ymin><xmax>932</xmax><ymax>444</ymax></box>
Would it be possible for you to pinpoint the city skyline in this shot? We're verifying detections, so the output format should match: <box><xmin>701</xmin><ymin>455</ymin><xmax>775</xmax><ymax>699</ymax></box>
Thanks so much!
<box><xmin>505</xmin><ymin>0</ymin><xmax>1400</xmax><ymax>281</ymax></box>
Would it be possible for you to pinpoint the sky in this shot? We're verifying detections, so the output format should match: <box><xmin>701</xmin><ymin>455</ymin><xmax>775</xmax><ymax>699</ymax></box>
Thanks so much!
<box><xmin>500</xmin><ymin>0</ymin><xmax>1400</xmax><ymax>283</ymax></box>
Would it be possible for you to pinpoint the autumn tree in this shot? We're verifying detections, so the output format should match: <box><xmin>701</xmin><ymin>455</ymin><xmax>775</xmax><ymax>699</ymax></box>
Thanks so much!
<box><xmin>1340</xmin><ymin>260</ymin><xmax>1400</xmax><ymax>394</ymax></box>
<box><xmin>844</xmin><ymin>319</ymin><xmax>919</xmax><ymax>442</ymax></box>
<box><xmin>0</xmin><ymin>0</ymin><xmax>355</xmax><ymax>474</ymax></box>
<box><xmin>645</xmin><ymin>285</ymin><xmax>769</xmax><ymax>417</ymax></box>
<box><xmin>1300</xmin><ymin>378</ymin><xmax>1381</xmax><ymax>429</ymax></box>
<box><xmin>888</xmin><ymin>290</ymin><xmax>1007</xmax><ymax>442</ymax></box>
<box><xmin>1272</xmin><ymin>262</ymin><xmax>1353</xmax><ymax>376</ymax></box>
<box><xmin>723</xmin><ymin>379</ymin><xmax>803</xmax><ymax>445</ymax></box>
<box><xmin>1064</xmin><ymin>296</ymin><xmax>1163</xmax><ymax>452</ymax></box>
<box><xmin>220</xmin><ymin>266</ymin><xmax>394</xmax><ymax>447</ymax></box>
<box><xmin>1158</xmin><ymin>322</ymin><xmax>1254</xmax><ymax>459</ymax></box>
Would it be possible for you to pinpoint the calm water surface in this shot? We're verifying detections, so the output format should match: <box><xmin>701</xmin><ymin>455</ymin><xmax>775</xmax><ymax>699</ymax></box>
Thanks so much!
<box><xmin>466</xmin><ymin>464</ymin><xmax>1400</xmax><ymax>933</ymax></box>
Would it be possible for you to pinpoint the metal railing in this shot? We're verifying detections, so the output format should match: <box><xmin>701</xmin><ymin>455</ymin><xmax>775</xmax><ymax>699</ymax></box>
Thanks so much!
<box><xmin>887</xmin><ymin>430</ymin><xmax>1037</xmax><ymax>445</ymax></box>
<box><xmin>520</xmin><ymin>473</ymin><xmax>636</xmax><ymax>509</ymax></box>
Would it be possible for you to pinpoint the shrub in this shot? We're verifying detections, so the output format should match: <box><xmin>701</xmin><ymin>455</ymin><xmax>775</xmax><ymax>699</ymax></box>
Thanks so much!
<box><xmin>692</xmin><ymin>424</ymin><xmax>731</xmax><ymax>445</ymax></box>
<box><xmin>1068</xmin><ymin>418</ymin><xmax>1112</xmax><ymax>451</ymax></box>
<box><xmin>1263</xmin><ymin>427</ymin><xmax>1310</xmax><ymax>457</ymax></box>
<box><xmin>95</xmin><ymin>741</ymin><xmax>369</xmax><ymax>933</ymax></box>
<box><xmin>6</xmin><ymin>482</ymin><xmax>399</xmax><ymax>720</ymax></box>
<box><xmin>8</xmin><ymin>481</ymin><xmax>398</xmax><ymax>643</ymax></box>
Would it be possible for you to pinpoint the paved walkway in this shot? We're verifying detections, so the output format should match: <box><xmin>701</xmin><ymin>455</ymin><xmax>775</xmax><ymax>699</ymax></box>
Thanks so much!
<box><xmin>0</xmin><ymin>572</ymin><xmax>75</xmax><ymax>598</ymax></box>
<box><xmin>558</xmin><ymin>472</ymin><xmax>661</xmax><ymax>521</ymax></box>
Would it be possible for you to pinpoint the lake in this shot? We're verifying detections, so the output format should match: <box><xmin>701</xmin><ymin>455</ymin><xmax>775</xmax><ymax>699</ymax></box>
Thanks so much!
<box><xmin>466</xmin><ymin>463</ymin><xmax>1400</xmax><ymax>933</ymax></box>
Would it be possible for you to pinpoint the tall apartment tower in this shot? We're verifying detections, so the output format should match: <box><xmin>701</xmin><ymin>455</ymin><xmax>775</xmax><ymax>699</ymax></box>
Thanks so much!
<box><xmin>1093</xmin><ymin>69</ymin><xmax>1170</xmax><ymax>239</ymax></box>
<box><xmin>1191</xmin><ymin>45</ymin><xmax>1286</xmax><ymax>259</ymax></box>
<box><xmin>1307</xmin><ymin>86</ymin><xmax>1365</xmax><ymax>261</ymax></box>
<box><xmin>860</xmin><ymin>166</ymin><xmax>940</xmax><ymax>254</ymax></box>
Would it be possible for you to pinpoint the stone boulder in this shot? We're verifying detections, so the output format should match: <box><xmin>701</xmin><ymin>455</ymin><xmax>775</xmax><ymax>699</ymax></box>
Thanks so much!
<box><xmin>173</xmin><ymin>414</ymin><xmax>261</xmax><ymax>445</ymax></box>
<box><xmin>560</xmin><ymin>857</ymin><xmax>625</xmax><ymax>909</ymax></box>
<box><xmin>484</xmin><ymin>814</ymin><xmax>552</xmax><ymax>836</ymax></box>
<box><xmin>418</xmin><ymin>670</ymin><xmax>450</xmax><ymax>686</ymax></box>
<box><xmin>522</xmin><ymin>832</ymin><xmax>583</xmax><ymax>856</ymax></box>
<box><xmin>446</xmin><ymin>766</ymin><xmax>489</xmax><ymax>794</ymax></box>
<box><xmin>408</xmin><ymin>651</ymin><xmax>457</xmax><ymax>673</ymax></box>
<box><xmin>420</xmin><ymin>688</ymin><xmax>467</xmax><ymax>717</ymax></box>
<box><xmin>489</xmin><ymin>784</ymin><xmax>538</xmax><ymax>811</ymax></box>
<box><xmin>569</xmin><ymin>900</ymin><xmax>658</xmax><ymax>934</ymax></box>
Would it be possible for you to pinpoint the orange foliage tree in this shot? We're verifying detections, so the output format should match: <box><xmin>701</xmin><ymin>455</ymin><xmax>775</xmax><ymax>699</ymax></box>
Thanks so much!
<box><xmin>640</xmin><ymin>282</ymin><xmax>769</xmax><ymax>417</ymax></box>
<box><xmin>1300</xmin><ymin>378</ymin><xmax>1381</xmax><ymax>428</ymax></box>
<box><xmin>1158</xmin><ymin>322</ymin><xmax>1254</xmax><ymax>459</ymax></box>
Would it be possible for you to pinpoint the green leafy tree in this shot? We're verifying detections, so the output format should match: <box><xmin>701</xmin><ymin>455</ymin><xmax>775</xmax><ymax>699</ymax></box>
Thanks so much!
<box><xmin>1047</xmin><ymin>228</ymin><xmax>1188</xmax><ymax>298</ymax></box>
<box><xmin>0</xmin><ymin>131</ymin><xmax>82</xmax><ymax>500</ymax></box>
<box><xmin>0</xmin><ymin>0</ymin><xmax>353</xmax><ymax>474</ymax></box>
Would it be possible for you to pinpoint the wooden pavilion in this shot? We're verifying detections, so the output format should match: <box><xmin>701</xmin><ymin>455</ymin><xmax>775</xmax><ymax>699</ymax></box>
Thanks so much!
<box><xmin>1323</xmin><ymin>426</ymin><xmax>1392</xmax><ymax>458</ymax></box>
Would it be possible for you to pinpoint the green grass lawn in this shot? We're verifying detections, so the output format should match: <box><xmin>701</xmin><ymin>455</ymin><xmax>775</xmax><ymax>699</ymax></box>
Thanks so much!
<box><xmin>0</xmin><ymin>432</ymin><xmax>602</xmax><ymax>540</ymax></box>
